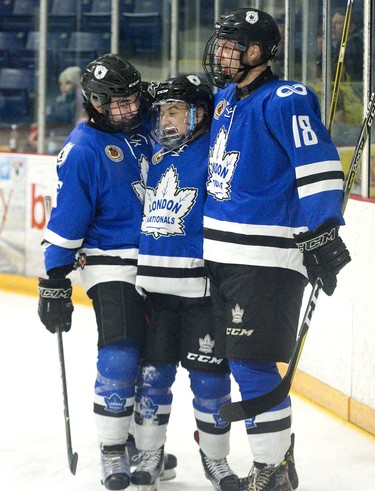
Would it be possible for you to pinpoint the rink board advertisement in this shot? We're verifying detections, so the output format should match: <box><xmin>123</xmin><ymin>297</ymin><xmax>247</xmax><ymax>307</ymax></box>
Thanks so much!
<box><xmin>0</xmin><ymin>152</ymin><xmax>56</xmax><ymax>277</ymax></box>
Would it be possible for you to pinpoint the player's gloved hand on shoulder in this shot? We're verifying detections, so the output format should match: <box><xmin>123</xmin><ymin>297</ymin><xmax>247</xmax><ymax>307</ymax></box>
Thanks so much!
<box><xmin>294</xmin><ymin>220</ymin><xmax>351</xmax><ymax>296</ymax></box>
<box><xmin>38</xmin><ymin>277</ymin><xmax>74</xmax><ymax>333</ymax></box>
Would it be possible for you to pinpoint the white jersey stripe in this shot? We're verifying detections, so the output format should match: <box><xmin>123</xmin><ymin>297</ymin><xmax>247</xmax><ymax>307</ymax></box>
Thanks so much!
<box><xmin>44</xmin><ymin>228</ymin><xmax>83</xmax><ymax>249</ymax></box>
<box><xmin>203</xmin><ymin>217</ymin><xmax>306</xmax><ymax>237</ymax></box>
<box><xmin>298</xmin><ymin>178</ymin><xmax>344</xmax><ymax>198</ymax></box>
<box><xmin>203</xmin><ymin>238</ymin><xmax>306</xmax><ymax>277</ymax></box>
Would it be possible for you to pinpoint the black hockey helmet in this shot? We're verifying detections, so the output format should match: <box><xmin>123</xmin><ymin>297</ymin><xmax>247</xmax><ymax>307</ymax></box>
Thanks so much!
<box><xmin>202</xmin><ymin>8</ymin><xmax>281</xmax><ymax>87</ymax></box>
<box><xmin>151</xmin><ymin>74</ymin><xmax>213</xmax><ymax>150</ymax></box>
<box><xmin>81</xmin><ymin>53</ymin><xmax>142</xmax><ymax>133</ymax></box>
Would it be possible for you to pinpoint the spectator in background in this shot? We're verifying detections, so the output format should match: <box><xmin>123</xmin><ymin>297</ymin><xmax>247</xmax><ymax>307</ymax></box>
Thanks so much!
<box><xmin>28</xmin><ymin>66</ymin><xmax>87</xmax><ymax>152</ymax></box>
<box><xmin>47</xmin><ymin>66</ymin><xmax>86</xmax><ymax>126</ymax></box>
<box><xmin>331</xmin><ymin>9</ymin><xmax>363</xmax><ymax>82</ymax></box>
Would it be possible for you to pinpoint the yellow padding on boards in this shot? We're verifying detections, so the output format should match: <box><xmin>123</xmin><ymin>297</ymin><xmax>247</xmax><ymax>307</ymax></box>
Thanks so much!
<box><xmin>0</xmin><ymin>274</ymin><xmax>90</xmax><ymax>306</ymax></box>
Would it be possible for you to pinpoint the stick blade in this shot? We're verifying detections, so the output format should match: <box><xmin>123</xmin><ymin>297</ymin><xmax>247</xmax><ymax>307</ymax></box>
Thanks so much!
<box><xmin>69</xmin><ymin>451</ymin><xmax>78</xmax><ymax>475</ymax></box>
<box><xmin>219</xmin><ymin>376</ymin><xmax>292</xmax><ymax>422</ymax></box>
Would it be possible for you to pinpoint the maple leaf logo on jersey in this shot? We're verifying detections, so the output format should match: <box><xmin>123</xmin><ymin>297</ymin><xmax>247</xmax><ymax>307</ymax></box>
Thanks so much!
<box><xmin>207</xmin><ymin>126</ymin><xmax>239</xmax><ymax>200</ymax></box>
<box><xmin>213</xmin><ymin>413</ymin><xmax>230</xmax><ymax>429</ymax></box>
<box><xmin>142</xmin><ymin>165</ymin><xmax>197</xmax><ymax>239</ymax></box>
<box><xmin>104</xmin><ymin>393</ymin><xmax>126</xmax><ymax>413</ymax></box>
<box><xmin>139</xmin><ymin>396</ymin><xmax>159</xmax><ymax>423</ymax></box>
<box><xmin>132</xmin><ymin>154</ymin><xmax>149</xmax><ymax>203</ymax></box>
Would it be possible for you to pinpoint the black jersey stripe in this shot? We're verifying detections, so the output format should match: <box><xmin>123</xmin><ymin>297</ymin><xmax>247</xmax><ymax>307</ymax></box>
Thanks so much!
<box><xmin>245</xmin><ymin>415</ymin><xmax>291</xmax><ymax>435</ymax></box>
<box><xmin>94</xmin><ymin>402</ymin><xmax>133</xmax><ymax>418</ymax></box>
<box><xmin>137</xmin><ymin>265</ymin><xmax>205</xmax><ymax>278</ymax></box>
<box><xmin>204</xmin><ymin>228</ymin><xmax>297</xmax><ymax>249</ymax></box>
<box><xmin>134</xmin><ymin>411</ymin><xmax>170</xmax><ymax>426</ymax></box>
<box><xmin>296</xmin><ymin>170</ymin><xmax>344</xmax><ymax>187</ymax></box>
<box><xmin>196</xmin><ymin>420</ymin><xmax>231</xmax><ymax>435</ymax></box>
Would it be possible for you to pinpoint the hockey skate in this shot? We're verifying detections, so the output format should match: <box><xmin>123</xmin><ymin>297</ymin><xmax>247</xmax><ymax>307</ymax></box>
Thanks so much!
<box><xmin>131</xmin><ymin>446</ymin><xmax>164</xmax><ymax>491</ymax></box>
<box><xmin>100</xmin><ymin>444</ymin><xmax>130</xmax><ymax>490</ymax></box>
<box><xmin>285</xmin><ymin>434</ymin><xmax>298</xmax><ymax>490</ymax></box>
<box><xmin>240</xmin><ymin>460</ymin><xmax>291</xmax><ymax>491</ymax></box>
<box><xmin>127</xmin><ymin>433</ymin><xmax>177</xmax><ymax>481</ymax></box>
<box><xmin>200</xmin><ymin>449</ymin><xmax>240</xmax><ymax>491</ymax></box>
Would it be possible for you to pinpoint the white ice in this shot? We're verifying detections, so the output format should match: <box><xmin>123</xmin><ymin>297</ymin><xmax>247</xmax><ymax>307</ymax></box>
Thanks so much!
<box><xmin>2</xmin><ymin>290</ymin><xmax>375</xmax><ymax>491</ymax></box>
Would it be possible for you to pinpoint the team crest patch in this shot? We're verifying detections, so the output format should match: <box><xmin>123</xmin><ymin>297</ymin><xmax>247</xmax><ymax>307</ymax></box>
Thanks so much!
<box><xmin>152</xmin><ymin>148</ymin><xmax>164</xmax><ymax>165</ymax></box>
<box><xmin>105</xmin><ymin>145</ymin><xmax>124</xmax><ymax>162</ymax></box>
<box><xmin>94</xmin><ymin>65</ymin><xmax>108</xmax><ymax>79</ymax></box>
<box><xmin>214</xmin><ymin>100</ymin><xmax>227</xmax><ymax>120</ymax></box>
<box><xmin>245</xmin><ymin>11</ymin><xmax>258</xmax><ymax>24</ymax></box>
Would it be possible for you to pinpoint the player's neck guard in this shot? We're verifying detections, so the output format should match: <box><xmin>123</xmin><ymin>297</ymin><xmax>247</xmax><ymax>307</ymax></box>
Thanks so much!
<box><xmin>235</xmin><ymin>66</ymin><xmax>278</xmax><ymax>100</ymax></box>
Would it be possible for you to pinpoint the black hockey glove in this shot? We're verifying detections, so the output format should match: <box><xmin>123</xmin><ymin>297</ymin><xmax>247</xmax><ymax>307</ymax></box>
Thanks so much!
<box><xmin>38</xmin><ymin>278</ymin><xmax>74</xmax><ymax>333</ymax></box>
<box><xmin>294</xmin><ymin>220</ymin><xmax>351</xmax><ymax>296</ymax></box>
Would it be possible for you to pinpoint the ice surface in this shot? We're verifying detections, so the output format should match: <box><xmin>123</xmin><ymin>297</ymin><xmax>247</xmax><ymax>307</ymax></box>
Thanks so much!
<box><xmin>1</xmin><ymin>290</ymin><xmax>375</xmax><ymax>490</ymax></box>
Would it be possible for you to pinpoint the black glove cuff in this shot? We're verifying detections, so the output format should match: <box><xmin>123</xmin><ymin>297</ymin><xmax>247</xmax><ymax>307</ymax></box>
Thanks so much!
<box><xmin>294</xmin><ymin>220</ymin><xmax>339</xmax><ymax>253</ymax></box>
<box><xmin>38</xmin><ymin>277</ymin><xmax>72</xmax><ymax>299</ymax></box>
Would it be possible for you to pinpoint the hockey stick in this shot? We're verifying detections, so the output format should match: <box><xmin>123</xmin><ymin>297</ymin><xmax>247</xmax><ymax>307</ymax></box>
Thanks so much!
<box><xmin>220</xmin><ymin>91</ymin><xmax>375</xmax><ymax>422</ymax></box>
<box><xmin>43</xmin><ymin>195</ymin><xmax>78</xmax><ymax>475</ymax></box>
<box><xmin>327</xmin><ymin>0</ymin><xmax>353</xmax><ymax>134</ymax></box>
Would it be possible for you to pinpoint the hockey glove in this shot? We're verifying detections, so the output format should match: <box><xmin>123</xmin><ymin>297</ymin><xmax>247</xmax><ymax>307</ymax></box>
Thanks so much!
<box><xmin>294</xmin><ymin>220</ymin><xmax>351</xmax><ymax>296</ymax></box>
<box><xmin>38</xmin><ymin>278</ymin><xmax>74</xmax><ymax>333</ymax></box>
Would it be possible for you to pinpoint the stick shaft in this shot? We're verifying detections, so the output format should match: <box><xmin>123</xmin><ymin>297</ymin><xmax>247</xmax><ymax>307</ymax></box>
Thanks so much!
<box><xmin>43</xmin><ymin>195</ymin><xmax>78</xmax><ymax>475</ymax></box>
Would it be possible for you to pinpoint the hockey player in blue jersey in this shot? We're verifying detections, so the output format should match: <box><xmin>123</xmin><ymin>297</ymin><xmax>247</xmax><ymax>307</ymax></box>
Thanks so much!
<box><xmin>37</xmin><ymin>53</ymin><xmax>178</xmax><ymax>490</ymax></box>
<box><xmin>202</xmin><ymin>8</ymin><xmax>351</xmax><ymax>491</ymax></box>
<box><xmin>131</xmin><ymin>75</ymin><xmax>240</xmax><ymax>491</ymax></box>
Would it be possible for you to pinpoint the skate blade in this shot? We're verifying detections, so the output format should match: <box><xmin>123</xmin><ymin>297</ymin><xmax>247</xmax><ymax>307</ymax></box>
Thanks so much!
<box><xmin>160</xmin><ymin>468</ymin><xmax>176</xmax><ymax>481</ymax></box>
<box><xmin>137</xmin><ymin>478</ymin><xmax>161</xmax><ymax>491</ymax></box>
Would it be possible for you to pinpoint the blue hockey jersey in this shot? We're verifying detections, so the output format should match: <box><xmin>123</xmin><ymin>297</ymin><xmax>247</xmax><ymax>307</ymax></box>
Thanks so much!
<box><xmin>44</xmin><ymin>121</ymin><xmax>152</xmax><ymax>291</ymax></box>
<box><xmin>136</xmin><ymin>133</ymin><xmax>210</xmax><ymax>298</ymax></box>
<box><xmin>204</xmin><ymin>80</ymin><xmax>345</xmax><ymax>276</ymax></box>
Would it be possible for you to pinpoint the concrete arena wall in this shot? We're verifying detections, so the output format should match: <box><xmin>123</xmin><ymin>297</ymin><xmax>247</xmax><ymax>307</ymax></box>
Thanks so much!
<box><xmin>0</xmin><ymin>151</ymin><xmax>374</xmax><ymax>437</ymax></box>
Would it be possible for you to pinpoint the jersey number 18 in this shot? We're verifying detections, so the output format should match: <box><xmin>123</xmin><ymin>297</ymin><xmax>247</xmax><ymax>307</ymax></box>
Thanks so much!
<box><xmin>292</xmin><ymin>115</ymin><xmax>318</xmax><ymax>148</ymax></box>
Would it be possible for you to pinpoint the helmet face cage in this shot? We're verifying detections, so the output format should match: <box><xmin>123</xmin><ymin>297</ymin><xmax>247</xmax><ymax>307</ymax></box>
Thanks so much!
<box><xmin>202</xmin><ymin>8</ymin><xmax>281</xmax><ymax>88</ymax></box>
<box><xmin>151</xmin><ymin>75</ymin><xmax>214</xmax><ymax>150</ymax></box>
<box><xmin>97</xmin><ymin>93</ymin><xmax>141</xmax><ymax>133</ymax></box>
<box><xmin>81</xmin><ymin>53</ymin><xmax>142</xmax><ymax>133</ymax></box>
<box><xmin>203</xmin><ymin>34</ymin><xmax>246</xmax><ymax>88</ymax></box>
<box><xmin>151</xmin><ymin>100</ymin><xmax>196</xmax><ymax>150</ymax></box>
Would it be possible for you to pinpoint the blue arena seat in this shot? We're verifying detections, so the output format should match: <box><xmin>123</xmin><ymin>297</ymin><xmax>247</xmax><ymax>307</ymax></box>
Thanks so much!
<box><xmin>0</xmin><ymin>0</ymin><xmax>14</xmax><ymax>29</ymax></box>
<box><xmin>0</xmin><ymin>31</ymin><xmax>26</xmax><ymax>68</ymax></box>
<box><xmin>82</xmin><ymin>0</ymin><xmax>111</xmax><ymax>33</ymax></box>
<box><xmin>121</xmin><ymin>0</ymin><xmax>162</xmax><ymax>53</ymax></box>
<box><xmin>133</xmin><ymin>0</ymin><xmax>161</xmax><ymax>13</ymax></box>
<box><xmin>3</xmin><ymin>0</ymin><xmax>40</xmax><ymax>32</ymax></box>
<box><xmin>0</xmin><ymin>68</ymin><xmax>35</xmax><ymax>91</ymax></box>
<box><xmin>0</xmin><ymin>67</ymin><xmax>35</xmax><ymax>123</ymax></box>
<box><xmin>10</xmin><ymin>31</ymin><xmax>69</xmax><ymax>71</ymax></box>
<box><xmin>56</xmin><ymin>31</ymin><xmax>111</xmax><ymax>73</ymax></box>
<box><xmin>121</xmin><ymin>13</ymin><xmax>162</xmax><ymax>54</ymax></box>
<box><xmin>48</xmin><ymin>0</ymin><xmax>77</xmax><ymax>32</ymax></box>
